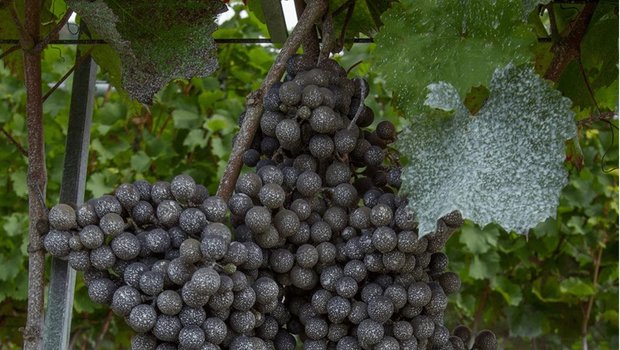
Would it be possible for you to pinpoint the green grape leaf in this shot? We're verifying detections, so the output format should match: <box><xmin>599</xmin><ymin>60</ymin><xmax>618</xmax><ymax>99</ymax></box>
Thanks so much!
<box><xmin>373</xmin><ymin>0</ymin><xmax>536</xmax><ymax>115</ymax></box>
<box><xmin>331</xmin><ymin>0</ymin><xmax>393</xmax><ymax>47</ymax></box>
<box><xmin>399</xmin><ymin>64</ymin><xmax>577</xmax><ymax>236</ymax></box>
<box><xmin>68</xmin><ymin>0</ymin><xmax>226</xmax><ymax>104</ymax></box>
<box><xmin>560</xmin><ymin>277</ymin><xmax>596</xmax><ymax>297</ymax></box>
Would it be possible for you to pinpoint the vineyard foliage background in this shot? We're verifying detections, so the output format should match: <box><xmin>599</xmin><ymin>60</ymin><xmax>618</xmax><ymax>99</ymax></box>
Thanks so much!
<box><xmin>0</xmin><ymin>0</ymin><xmax>617</xmax><ymax>349</ymax></box>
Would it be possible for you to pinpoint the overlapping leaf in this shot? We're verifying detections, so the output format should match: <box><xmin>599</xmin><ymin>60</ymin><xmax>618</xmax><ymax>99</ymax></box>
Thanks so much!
<box><xmin>399</xmin><ymin>64</ymin><xmax>576</xmax><ymax>235</ymax></box>
<box><xmin>373</xmin><ymin>0</ymin><xmax>536</xmax><ymax>115</ymax></box>
<box><xmin>68</xmin><ymin>0</ymin><xmax>226</xmax><ymax>104</ymax></box>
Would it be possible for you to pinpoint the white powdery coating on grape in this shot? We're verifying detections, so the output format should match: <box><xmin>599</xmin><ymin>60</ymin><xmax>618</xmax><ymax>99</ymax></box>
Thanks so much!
<box><xmin>399</xmin><ymin>64</ymin><xmax>576</xmax><ymax>236</ymax></box>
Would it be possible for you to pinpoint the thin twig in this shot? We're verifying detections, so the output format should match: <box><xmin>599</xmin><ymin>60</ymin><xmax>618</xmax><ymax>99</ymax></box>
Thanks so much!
<box><xmin>346</xmin><ymin>60</ymin><xmax>363</xmax><ymax>74</ymax></box>
<box><xmin>93</xmin><ymin>310</ymin><xmax>114</xmax><ymax>349</ymax></box>
<box><xmin>42</xmin><ymin>49</ymin><xmax>92</xmax><ymax>103</ymax></box>
<box><xmin>0</xmin><ymin>45</ymin><xmax>21</xmax><ymax>60</ymax></box>
<box><xmin>577</xmin><ymin>111</ymin><xmax>616</xmax><ymax>127</ymax></box>
<box><xmin>0</xmin><ymin>126</ymin><xmax>28</xmax><ymax>156</ymax></box>
<box><xmin>216</xmin><ymin>0</ymin><xmax>328</xmax><ymax>200</ymax></box>
<box><xmin>576</xmin><ymin>56</ymin><xmax>600</xmax><ymax>113</ymax></box>
<box><xmin>348</xmin><ymin>78</ymin><xmax>367</xmax><ymax>130</ymax></box>
<box><xmin>580</xmin><ymin>245</ymin><xmax>604</xmax><ymax>350</ymax></box>
<box><xmin>338</xmin><ymin>0</ymin><xmax>356</xmax><ymax>49</ymax></box>
<box><xmin>33</xmin><ymin>10</ymin><xmax>73</xmax><ymax>53</ymax></box>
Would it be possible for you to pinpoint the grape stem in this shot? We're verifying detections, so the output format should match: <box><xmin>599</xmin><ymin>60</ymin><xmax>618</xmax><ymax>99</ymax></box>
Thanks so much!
<box><xmin>216</xmin><ymin>0</ymin><xmax>328</xmax><ymax>200</ymax></box>
<box><xmin>348</xmin><ymin>78</ymin><xmax>367</xmax><ymax>130</ymax></box>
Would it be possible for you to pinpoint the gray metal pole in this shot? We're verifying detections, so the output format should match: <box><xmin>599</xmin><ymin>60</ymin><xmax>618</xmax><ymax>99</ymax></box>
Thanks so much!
<box><xmin>42</xmin><ymin>51</ymin><xmax>97</xmax><ymax>350</ymax></box>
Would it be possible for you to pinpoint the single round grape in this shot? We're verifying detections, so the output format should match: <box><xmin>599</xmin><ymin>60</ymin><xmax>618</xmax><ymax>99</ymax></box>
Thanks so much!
<box><xmin>151</xmin><ymin>182</ymin><xmax>173</xmax><ymax>205</ymax></box>
<box><xmin>139</xmin><ymin>271</ymin><xmax>164</xmax><ymax>296</ymax></box>
<box><xmin>178</xmin><ymin>325</ymin><xmax>206</xmax><ymax>350</ymax></box>
<box><xmin>304</xmin><ymin>317</ymin><xmax>328</xmax><ymax>340</ymax></box>
<box><xmin>110</xmin><ymin>285</ymin><xmax>141</xmax><ymax>316</ymax></box>
<box><xmin>323</xmin><ymin>206</ymin><xmax>348</xmax><ymax>232</ymax></box>
<box><xmin>333</xmin><ymin>129</ymin><xmax>357</xmax><ymax>154</ymax></box>
<box><xmin>202</xmin><ymin>317</ymin><xmax>227</xmax><ymax>345</ymax></box>
<box><xmin>68</xmin><ymin>250</ymin><xmax>91</xmax><ymax>271</ymax></box>
<box><xmin>43</xmin><ymin>229</ymin><xmax>71</xmax><ymax>258</ymax></box>
<box><xmin>241</xmin><ymin>241</ymin><xmax>263</xmax><ymax>270</ymax></box>
<box><xmin>376</xmin><ymin>120</ymin><xmax>396</xmax><ymax>141</ymax></box>
<box><xmin>179</xmin><ymin>208</ymin><xmax>207</xmax><ymax>235</ymax></box>
<box><xmin>76</xmin><ymin>202</ymin><xmax>98</xmax><ymax>227</ymax></box>
<box><xmin>393</xmin><ymin>320</ymin><xmax>413</xmax><ymax>341</ymax></box>
<box><xmin>170</xmin><ymin>174</ymin><xmax>196</xmax><ymax>203</ymax></box>
<box><xmin>93</xmin><ymin>195</ymin><xmax>122</xmax><ymax>219</ymax></box>
<box><xmin>279</xmin><ymin>81</ymin><xmax>302</xmax><ymax>106</ymax></box>
<box><xmin>200</xmin><ymin>234</ymin><xmax>228</xmax><ymax>261</ymax></box>
<box><xmin>290</xmin><ymin>265</ymin><xmax>317</xmax><ymax>290</ymax></box>
<box><xmin>48</xmin><ymin>203</ymin><xmax>77</xmax><ymax>231</ymax></box>
<box><xmin>236</xmin><ymin>172</ymin><xmax>262</xmax><ymax>198</ymax></box>
<box><xmin>87</xmin><ymin>278</ymin><xmax>117</xmax><ymax>305</ymax></box>
<box><xmin>275</xmin><ymin>119</ymin><xmax>301</xmax><ymax>150</ymax></box>
<box><xmin>258</xmin><ymin>165</ymin><xmax>284</xmax><ymax>185</ymax></box>
<box><xmin>310</xmin><ymin>221</ymin><xmax>332</xmax><ymax>243</ymax></box>
<box><xmin>145</xmin><ymin>228</ymin><xmax>171</xmax><ymax>253</ymax></box>
<box><xmin>367</xmin><ymin>295</ymin><xmax>394</xmax><ymax>323</ymax></box>
<box><xmin>201</xmin><ymin>222</ymin><xmax>232</xmax><ymax>244</ymax></box>
<box><xmin>90</xmin><ymin>245</ymin><xmax>116</xmax><ymax>270</ymax></box>
<box><xmin>309</xmin><ymin>134</ymin><xmax>334</xmax><ymax>159</ymax></box>
<box><xmin>156</xmin><ymin>290</ymin><xmax>183</xmax><ymax>315</ymax></box>
<box><xmin>128</xmin><ymin>304</ymin><xmax>157</xmax><ymax>333</ymax></box>
<box><xmin>111</xmin><ymin>232</ymin><xmax>140</xmax><ymax>260</ymax></box>
<box><xmin>130</xmin><ymin>333</ymin><xmax>157</xmax><ymax>350</ymax></box>
<box><xmin>310</xmin><ymin>106</ymin><xmax>340</xmax><ymax>134</ymax></box>
<box><xmin>245</xmin><ymin>206</ymin><xmax>272</xmax><ymax>234</ymax></box>
<box><xmin>296</xmin><ymin>244</ymin><xmax>319</xmax><ymax>268</ymax></box>
<box><xmin>357</xmin><ymin>319</ymin><xmax>384</xmax><ymax>346</ymax></box>
<box><xmin>200</xmin><ymin>196</ymin><xmax>228</xmax><ymax>223</ymax></box>
<box><xmin>411</xmin><ymin>315</ymin><xmax>434</xmax><ymax>339</ymax></box>
<box><xmin>156</xmin><ymin>200</ymin><xmax>182</xmax><ymax>228</ymax></box>
<box><xmin>337</xmin><ymin>336</ymin><xmax>359</xmax><ymax>350</ymax></box>
<box><xmin>335</xmin><ymin>276</ymin><xmax>358</xmax><ymax>298</ymax></box>
<box><xmin>182</xmin><ymin>282</ymin><xmax>211</xmax><ymax>308</ymax></box>
<box><xmin>179</xmin><ymin>306</ymin><xmax>207</xmax><ymax>327</ymax></box>
<box><xmin>259</xmin><ymin>183</ymin><xmax>286</xmax><ymax>209</ymax></box>
<box><xmin>131</xmin><ymin>201</ymin><xmax>156</xmax><ymax>227</ymax></box>
<box><xmin>331</xmin><ymin>183</ymin><xmax>358</xmax><ymax>207</ymax></box>
<box><xmin>325</xmin><ymin>162</ymin><xmax>352</xmax><ymax>187</ymax></box>
<box><xmin>152</xmin><ymin>314</ymin><xmax>182</xmax><ymax>342</ymax></box>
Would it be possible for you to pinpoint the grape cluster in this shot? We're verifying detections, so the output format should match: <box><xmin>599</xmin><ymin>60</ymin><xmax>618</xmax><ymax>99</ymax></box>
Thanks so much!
<box><xmin>44</xmin><ymin>175</ymin><xmax>280</xmax><ymax>349</ymax></box>
<box><xmin>227</xmin><ymin>55</ymin><xmax>498</xmax><ymax>350</ymax></box>
<box><xmin>43</xmin><ymin>55</ymin><xmax>497</xmax><ymax>350</ymax></box>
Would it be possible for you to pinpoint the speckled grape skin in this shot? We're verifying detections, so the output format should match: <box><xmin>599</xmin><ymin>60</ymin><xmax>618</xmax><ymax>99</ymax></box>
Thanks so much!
<box><xmin>139</xmin><ymin>271</ymin><xmax>164</xmax><ymax>296</ymax></box>
<box><xmin>190</xmin><ymin>267</ymin><xmax>220</xmax><ymax>295</ymax></box>
<box><xmin>296</xmin><ymin>171</ymin><xmax>322</xmax><ymax>197</ymax></box>
<box><xmin>245</xmin><ymin>206</ymin><xmax>272</xmax><ymax>234</ymax></box>
<box><xmin>225</xmin><ymin>241</ymin><xmax>248</xmax><ymax>266</ymax></box>
<box><xmin>228</xmin><ymin>193</ymin><xmax>254</xmax><ymax>217</ymax></box>
<box><xmin>146</xmin><ymin>228</ymin><xmax>171</xmax><ymax>253</ymax></box>
<box><xmin>178</xmin><ymin>208</ymin><xmax>207</xmax><ymax>235</ymax></box>
<box><xmin>111</xmin><ymin>285</ymin><xmax>141</xmax><ymax>316</ymax></box>
<box><xmin>372</xmin><ymin>226</ymin><xmax>398</xmax><ymax>253</ymax></box>
<box><xmin>357</xmin><ymin>319</ymin><xmax>384</xmax><ymax>346</ymax></box>
<box><xmin>326</xmin><ymin>296</ymin><xmax>351</xmax><ymax>324</ymax></box>
<box><xmin>88</xmin><ymin>278</ymin><xmax>117</xmax><ymax>305</ymax></box>
<box><xmin>131</xmin><ymin>201</ymin><xmax>156</xmax><ymax>227</ymax></box>
<box><xmin>48</xmin><ymin>203</ymin><xmax>77</xmax><ymax>231</ymax></box>
<box><xmin>275</xmin><ymin>119</ymin><xmax>301</xmax><ymax>150</ymax></box>
<box><xmin>200</xmin><ymin>234</ymin><xmax>227</xmax><ymax>261</ymax></box>
<box><xmin>76</xmin><ymin>202</ymin><xmax>98</xmax><ymax>227</ymax></box>
<box><xmin>309</xmin><ymin>134</ymin><xmax>334</xmax><ymax>159</ymax></box>
<box><xmin>99</xmin><ymin>212</ymin><xmax>125</xmax><ymax>236</ymax></box>
<box><xmin>199</xmin><ymin>196</ymin><xmax>228</xmax><ymax>223</ymax></box>
<box><xmin>170</xmin><ymin>174</ymin><xmax>196</xmax><ymax>203</ymax></box>
<box><xmin>259</xmin><ymin>183</ymin><xmax>286</xmax><ymax>209</ymax></box>
<box><xmin>110</xmin><ymin>232</ymin><xmax>140</xmax><ymax>260</ymax></box>
<box><xmin>93</xmin><ymin>195</ymin><xmax>123</xmax><ymax>219</ymax></box>
<box><xmin>68</xmin><ymin>250</ymin><xmax>91</xmax><ymax>271</ymax></box>
<box><xmin>155</xmin><ymin>200</ymin><xmax>182</xmax><ymax>227</ymax></box>
<box><xmin>311</xmin><ymin>289</ymin><xmax>333</xmax><ymax>314</ymax></box>
<box><xmin>79</xmin><ymin>225</ymin><xmax>104</xmax><ymax>249</ymax></box>
<box><xmin>177</xmin><ymin>306</ymin><xmax>207</xmax><ymax>327</ymax></box>
<box><xmin>156</xmin><ymin>289</ymin><xmax>183</xmax><ymax>316</ymax></box>
<box><xmin>295</xmin><ymin>244</ymin><xmax>319</xmax><ymax>269</ymax></box>
<box><xmin>152</xmin><ymin>314</ymin><xmax>182</xmax><ymax>342</ymax></box>
<box><xmin>90</xmin><ymin>245</ymin><xmax>116</xmax><ymax>270</ymax></box>
<box><xmin>130</xmin><ymin>333</ymin><xmax>157</xmax><ymax>350</ymax></box>
<box><xmin>253</xmin><ymin>277</ymin><xmax>279</xmax><ymax>305</ymax></box>
<box><xmin>201</xmin><ymin>317</ymin><xmax>227</xmax><ymax>345</ymax></box>
<box><xmin>178</xmin><ymin>325</ymin><xmax>206</xmax><ymax>349</ymax></box>
<box><xmin>181</xmin><ymin>282</ymin><xmax>210</xmax><ymax>308</ymax></box>
<box><xmin>412</xmin><ymin>315</ymin><xmax>435</xmax><ymax>339</ymax></box>
<box><xmin>43</xmin><ymin>229</ymin><xmax>71</xmax><ymax>258</ymax></box>
<box><xmin>269</xmin><ymin>249</ymin><xmax>294</xmax><ymax>274</ymax></box>
<box><xmin>370</xmin><ymin>203</ymin><xmax>393</xmax><ymax>227</ymax></box>
<box><xmin>151</xmin><ymin>181</ymin><xmax>172</xmax><ymax>205</ymax></box>
<box><xmin>335</xmin><ymin>276</ymin><xmax>358</xmax><ymax>299</ymax></box>
<box><xmin>366</xmin><ymin>295</ymin><xmax>394</xmax><ymax>323</ymax></box>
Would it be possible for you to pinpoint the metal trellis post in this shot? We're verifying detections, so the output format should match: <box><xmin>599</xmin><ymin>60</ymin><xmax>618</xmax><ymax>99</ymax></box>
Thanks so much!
<box><xmin>42</xmin><ymin>50</ymin><xmax>97</xmax><ymax>349</ymax></box>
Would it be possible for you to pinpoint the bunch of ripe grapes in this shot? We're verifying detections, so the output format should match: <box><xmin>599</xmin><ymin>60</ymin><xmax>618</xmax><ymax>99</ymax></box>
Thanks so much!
<box><xmin>43</xmin><ymin>55</ymin><xmax>497</xmax><ymax>350</ymax></box>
